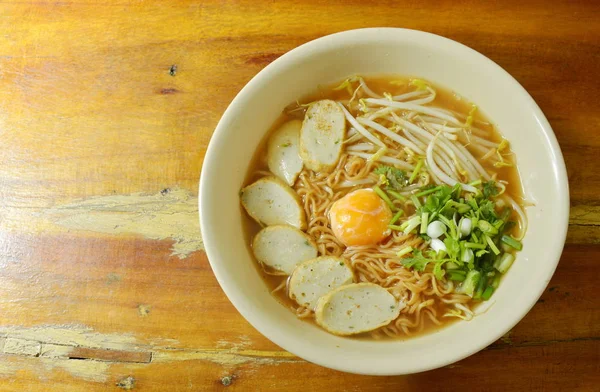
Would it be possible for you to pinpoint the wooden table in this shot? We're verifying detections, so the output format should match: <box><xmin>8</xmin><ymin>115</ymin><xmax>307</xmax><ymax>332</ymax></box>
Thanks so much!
<box><xmin>0</xmin><ymin>1</ymin><xmax>598</xmax><ymax>390</ymax></box>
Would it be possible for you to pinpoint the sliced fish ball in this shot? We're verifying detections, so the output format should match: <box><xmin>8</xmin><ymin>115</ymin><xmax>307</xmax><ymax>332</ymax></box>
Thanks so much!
<box><xmin>240</xmin><ymin>176</ymin><xmax>306</xmax><ymax>229</ymax></box>
<box><xmin>315</xmin><ymin>283</ymin><xmax>402</xmax><ymax>336</ymax></box>
<box><xmin>288</xmin><ymin>256</ymin><xmax>354</xmax><ymax>309</ymax></box>
<box><xmin>300</xmin><ymin>99</ymin><xmax>346</xmax><ymax>171</ymax></box>
<box><xmin>252</xmin><ymin>225</ymin><xmax>317</xmax><ymax>274</ymax></box>
<box><xmin>267</xmin><ymin>120</ymin><xmax>304</xmax><ymax>186</ymax></box>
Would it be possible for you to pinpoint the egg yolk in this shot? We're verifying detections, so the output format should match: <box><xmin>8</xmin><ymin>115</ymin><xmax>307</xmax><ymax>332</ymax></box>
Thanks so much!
<box><xmin>328</xmin><ymin>189</ymin><xmax>393</xmax><ymax>246</ymax></box>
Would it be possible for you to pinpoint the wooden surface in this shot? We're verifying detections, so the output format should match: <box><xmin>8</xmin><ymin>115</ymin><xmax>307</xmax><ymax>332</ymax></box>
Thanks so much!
<box><xmin>0</xmin><ymin>0</ymin><xmax>598</xmax><ymax>390</ymax></box>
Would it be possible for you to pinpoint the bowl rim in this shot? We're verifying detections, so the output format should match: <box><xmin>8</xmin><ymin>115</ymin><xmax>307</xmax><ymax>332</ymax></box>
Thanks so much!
<box><xmin>199</xmin><ymin>27</ymin><xmax>570</xmax><ymax>375</ymax></box>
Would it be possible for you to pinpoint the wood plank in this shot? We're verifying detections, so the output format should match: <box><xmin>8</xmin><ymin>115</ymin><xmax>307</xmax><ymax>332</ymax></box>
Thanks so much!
<box><xmin>0</xmin><ymin>230</ymin><xmax>597</xmax><ymax>350</ymax></box>
<box><xmin>1</xmin><ymin>340</ymin><xmax>598</xmax><ymax>391</ymax></box>
<box><xmin>68</xmin><ymin>347</ymin><xmax>152</xmax><ymax>364</ymax></box>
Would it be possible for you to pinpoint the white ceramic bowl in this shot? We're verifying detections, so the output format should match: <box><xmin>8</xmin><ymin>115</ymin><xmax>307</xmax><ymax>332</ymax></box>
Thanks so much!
<box><xmin>199</xmin><ymin>28</ymin><xmax>569</xmax><ymax>375</ymax></box>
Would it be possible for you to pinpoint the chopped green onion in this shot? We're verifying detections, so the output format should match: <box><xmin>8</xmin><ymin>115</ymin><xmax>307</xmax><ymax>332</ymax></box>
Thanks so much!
<box><xmin>415</xmin><ymin>186</ymin><xmax>441</xmax><ymax>198</ymax></box>
<box><xmin>448</xmin><ymin>271</ymin><xmax>467</xmax><ymax>282</ymax></box>
<box><xmin>473</xmin><ymin>274</ymin><xmax>487</xmax><ymax>299</ymax></box>
<box><xmin>493</xmin><ymin>219</ymin><xmax>505</xmax><ymax>230</ymax></box>
<box><xmin>466</xmin><ymin>197</ymin><xmax>479</xmax><ymax>210</ymax></box>
<box><xmin>482</xmin><ymin>286</ymin><xmax>495</xmax><ymax>300</ymax></box>
<box><xmin>387</xmin><ymin>190</ymin><xmax>406</xmax><ymax>201</ymax></box>
<box><xmin>400</xmin><ymin>216</ymin><xmax>421</xmax><ymax>234</ymax></box>
<box><xmin>443</xmin><ymin>200</ymin><xmax>471</xmax><ymax>214</ymax></box>
<box><xmin>429</xmin><ymin>210</ymin><xmax>439</xmax><ymax>222</ymax></box>
<box><xmin>501</xmin><ymin>235</ymin><xmax>523</xmax><ymax>251</ymax></box>
<box><xmin>396</xmin><ymin>246</ymin><xmax>413</xmax><ymax>257</ymax></box>
<box><xmin>491</xmin><ymin>274</ymin><xmax>502</xmax><ymax>288</ymax></box>
<box><xmin>485</xmin><ymin>235</ymin><xmax>501</xmax><ymax>255</ymax></box>
<box><xmin>373</xmin><ymin>186</ymin><xmax>396</xmax><ymax>211</ymax></box>
<box><xmin>388</xmin><ymin>224</ymin><xmax>404</xmax><ymax>231</ymax></box>
<box><xmin>437</xmin><ymin>215</ymin><xmax>458</xmax><ymax>239</ymax></box>
<box><xmin>462</xmin><ymin>248</ymin><xmax>474</xmax><ymax>263</ymax></box>
<box><xmin>409</xmin><ymin>159</ymin><xmax>424</xmax><ymax>184</ymax></box>
<box><xmin>477</xmin><ymin>220</ymin><xmax>499</xmax><ymax>235</ymax></box>
<box><xmin>494</xmin><ymin>252</ymin><xmax>515</xmax><ymax>273</ymax></box>
<box><xmin>390</xmin><ymin>210</ymin><xmax>404</xmax><ymax>225</ymax></box>
<box><xmin>464</xmin><ymin>242</ymin><xmax>486</xmax><ymax>250</ymax></box>
<box><xmin>445</xmin><ymin>262</ymin><xmax>460</xmax><ymax>270</ymax></box>
<box><xmin>411</xmin><ymin>195</ymin><xmax>422</xmax><ymax>209</ymax></box>
<box><xmin>461</xmin><ymin>270</ymin><xmax>481</xmax><ymax>297</ymax></box>
<box><xmin>420</xmin><ymin>212</ymin><xmax>429</xmax><ymax>234</ymax></box>
<box><xmin>469</xmin><ymin>179</ymin><xmax>482</xmax><ymax>186</ymax></box>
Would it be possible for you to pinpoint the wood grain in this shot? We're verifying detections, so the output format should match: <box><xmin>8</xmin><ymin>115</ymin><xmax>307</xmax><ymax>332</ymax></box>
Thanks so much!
<box><xmin>0</xmin><ymin>0</ymin><xmax>598</xmax><ymax>390</ymax></box>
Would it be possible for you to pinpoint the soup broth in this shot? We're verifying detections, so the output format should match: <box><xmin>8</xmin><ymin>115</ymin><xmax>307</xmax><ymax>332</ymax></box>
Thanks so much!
<box><xmin>241</xmin><ymin>76</ymin><xmax>525</xmax><ymax>339</ymax></box>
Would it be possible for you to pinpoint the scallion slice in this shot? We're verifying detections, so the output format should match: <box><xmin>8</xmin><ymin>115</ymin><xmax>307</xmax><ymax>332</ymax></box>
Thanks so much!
<box><xmin>420</xmin><ymin>212</ymin><xmax>429</xmax><ymax>234</ymax></box>
<box><xmin>501</xmin><ymin>235</ymin><xmax>523</xmax><ymax>251</ymax></box>
<box><xmin>482</xmin><ymin>286</ymin><xmax>495</xmax><ymax>300</ymax></box>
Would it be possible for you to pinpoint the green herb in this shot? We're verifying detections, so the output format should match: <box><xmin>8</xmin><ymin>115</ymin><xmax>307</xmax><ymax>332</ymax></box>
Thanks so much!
<box><xmin>390</xmin><ymin>210</ymin><xmax>404</xmax><ymax>225</ymax></box>
<box><xmin>433</xmin><ymin>259</ymin><xmax>451</xmax><ymax>280</ymax></box>
<box><xmin>396</xmin><ymin>180</ymin><xmax>522</xmax><ymax>299</ymax></box>
<box><xmin>438</xmin><ymin>215</ymin><xmax>458</xmax><ymax>240</ymax></box>
<box><xmin>415</xmin><ymin>186</ymin><xmax>441</xmax><ymax>198</ymax></box>
<box><xmin>443</xmin><ymin>237</ymin><xmax>460</xmax><ymax>259</ymax></box>
<box><xmin>411</xmin><ymin>195</ymin><xmax>422</xmax><ymax>209</ymax></box>
<box><xmin>373</xmin><ymin>186</ymin><xmax>396</xmax><ymax>211</ymax></box>
<box><xmin>401</xmin><ymin>249</ymin><xmax>452</xmax><ymax>280</ymax></box>
<box><xmin>396</xmin><ymin>246</ymin><xmax>413</xmax><ymax>258</ymax></box>
<box><xmin>478</xmin><ymin>200</ymin><xmax>498</xmax><ymax>222</ymax></box>
<box><xmin>409</xmin><ymin>159</ymin><xmax>424</xmax><ymax>184</ymax></box>
<box><xmin>419</xmin><ymin>184</ymin><xmax>456</xmax><ymax>216</ymax></box>
<box><xmin>478</xmin><ymin>220</ymin><xmax>498</xmax><ymax>235</ymax></box>
<box><xmin>401</xmin><ymin>249</ymin><xmax>433</xmax><ymax>271</ymax></box>
<box><xmin>374</xmin><ymin>165</ymin><xmax>408</xmax><ymax>190</ymax></box>
<box><xmin>387</xmin><ymin>189</ymin><xmax>406</xmax><ymax>201</ymax></box>
<box><xmin>281</xmin><ymin>142</ymin><xmax>291</xmax><ymax>147</ymax></box>
<box><xmin>482</xmin><ymin>181</ymin><xmax>499</xmax><ymax>199</ymax></box>
<box><xmin>484</xmin><ymin>235</ymin><xmax>501</xmax><ymax>255</ymax></box>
